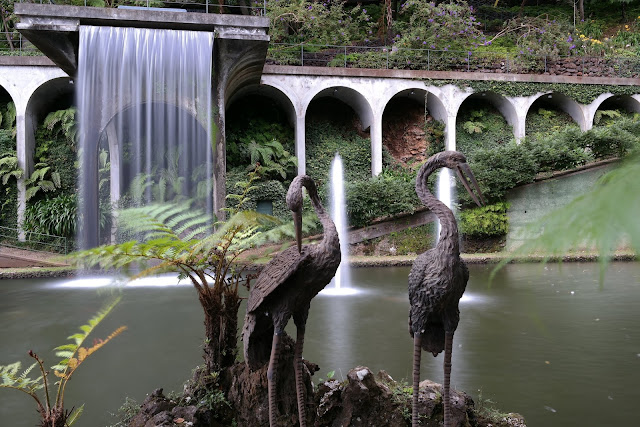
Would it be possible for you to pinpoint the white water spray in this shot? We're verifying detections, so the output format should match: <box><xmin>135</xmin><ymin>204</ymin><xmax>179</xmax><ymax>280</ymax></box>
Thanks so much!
<box><xmin>436</xmin><ymin>168</ymin><xmax>453</xmax><ymax>242</ymax></box>
<box><xmin>323</xmin><ymin>154</ymin><xmax>357</xmax><ymax>296</ymax></box>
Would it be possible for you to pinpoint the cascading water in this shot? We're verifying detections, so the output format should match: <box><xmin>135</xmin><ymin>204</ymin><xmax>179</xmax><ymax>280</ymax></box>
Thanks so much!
<box><xmin>76</xmin><ymin>26</ymin><xmax>213</xmax><ymax>248</ymax></box>
<box><xmin>323</xmin><ymin>153</ymin><xmax>358</xmax><ymax>296</ymax></box>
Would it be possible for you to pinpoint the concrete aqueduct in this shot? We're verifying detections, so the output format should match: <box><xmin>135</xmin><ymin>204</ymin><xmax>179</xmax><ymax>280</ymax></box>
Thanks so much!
<box><xmin>5</xmin><ymin>4</ymin><xmax>640</xmax><ymax>234</ymax></box>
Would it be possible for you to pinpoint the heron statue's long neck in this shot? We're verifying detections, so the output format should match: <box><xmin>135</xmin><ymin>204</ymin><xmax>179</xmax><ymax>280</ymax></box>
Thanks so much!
<box><xmin>302</xmin><ymin>178</ymin><xmax>339</xmax><ymax>254</ymax></box>
<box><xmin>416</xmin><ymin>155</ymin><xmax>459</xmax><ymax>257</ymax></box>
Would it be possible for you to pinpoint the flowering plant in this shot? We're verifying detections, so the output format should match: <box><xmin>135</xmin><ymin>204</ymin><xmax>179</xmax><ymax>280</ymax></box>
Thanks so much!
<box><xmin>266</xmin><ymin>0</ymin><xmax>373</xmax><ymax>45</ymax></box>
<box><xmin>394</xmin><ymin>0</ymin><xmax>485</xmax><ymax>52</ymax></box>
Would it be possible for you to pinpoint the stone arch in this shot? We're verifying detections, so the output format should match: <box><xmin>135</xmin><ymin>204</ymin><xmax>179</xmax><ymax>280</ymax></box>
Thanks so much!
<box><xmin>24</xmin><ymin>76</ymin><xmax>74</xmax><ymax>174</ymax></box>
<box><xmin>466</xmin><ymin>91</ymin><xmax>518</xmax><ymax>139</ymax></box>
<box><xmin>98</xmin><ymin>101</ymin><xmax>210</xmax><ymax>213</ymax></box>
<box><xmin>306</xmin><ymin>86</ymin><xmax>373</xmax><ymax>131</ymax></box>
<box><xmin>589</xmin><ymin>94</ymin><xmax>640</xmax><ymax>126</ymax></box>
<box><xmin>381</xmin><ymin>88</ymin><xmax>447</xmax><ymax>165</ymax></box>
<box><xmin>455</xmin><ymin>91</ymin><xmax>516</xmax><ymax>154</ymax></box>
<box><xmin>305</xmin><ymin>86</ymin><xmax>376</xmax><ymax>175</ymax></box>
<box><xmin>225</xmin><ymin>85</ymin><xmax>297</xmax><ymax>175</ymax></box>
<box><xmin>525</xmin><ymin>91</ymin><xmax>587</xmax><ymax>133</ymax></box>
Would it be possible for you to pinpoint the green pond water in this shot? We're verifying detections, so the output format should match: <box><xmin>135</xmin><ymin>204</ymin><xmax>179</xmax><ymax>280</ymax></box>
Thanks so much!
<box><xmin>1</xmin><ymin>262</ymin><xmax>639</xmax><ymax>426</ymax></box>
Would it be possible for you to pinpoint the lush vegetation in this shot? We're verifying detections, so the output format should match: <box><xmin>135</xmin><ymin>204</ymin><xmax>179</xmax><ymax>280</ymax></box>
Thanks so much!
<box><xmin>264</xmin><ymin>0</ymin><xmax>640</xmax><ymax>73</ymax></box>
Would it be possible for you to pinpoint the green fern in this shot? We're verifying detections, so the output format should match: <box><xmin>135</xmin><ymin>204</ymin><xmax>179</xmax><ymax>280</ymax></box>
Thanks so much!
<box><xmin>594</xmin><ymin>109</ymin><xmax>623</xmax><ymax>125</ymax></box>
<box><xmin>43</xmin><ymin>107</ymin><xmax>78</xmax><ymax>145</ymax></box>
<box><xmin>69</xmin><ymin>169</ymin><xmax>288</xmax><ymax>373</ymax></box>
<box><xmin>24</xmin><ymin>162</ymin><xmax>62</xmax><ymax>201</ymax></box>
<box><xmin>0</xmin><ymin>153</ymin><xmax>23</xmax><ymax>185</ymax></box>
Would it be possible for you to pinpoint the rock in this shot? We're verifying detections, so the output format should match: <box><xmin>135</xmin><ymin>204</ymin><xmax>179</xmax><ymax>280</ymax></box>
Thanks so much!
<box><xmin>222</xmin><ymin>333</ymin><xmax>318</xmax><ymax>426</ymax></box>
<box><xmin>129</xmin><ymin>389</ymin><xmax>175</xmax><ymax>427</ymax></box>
<box><xmin>125</xmin><ymin>365</ymin><xmax>526</xmax><ymax>427</ymax></box>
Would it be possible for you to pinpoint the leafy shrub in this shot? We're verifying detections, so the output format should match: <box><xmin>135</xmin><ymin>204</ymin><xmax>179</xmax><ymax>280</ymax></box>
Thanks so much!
<box><xmin>524</xmin><ymin>127</ymin><xmax>593</xmax><ymax>172</ymax></box>
<box><xmin>387</xmin><ymin>223</ymin><xmax>436</xmax><ymax>255</ymax></box>
<box><xmin>464</xmin><ymin>142</ymin><xmax>537</xmax><ymax>204</ymax></box>
<box><xmin>459</xmin><ymin>202</ymin><xmax>509</xmax><ymax>238</ymax></box>
<box><xmin>266</xmin><ymin>0</ymin><xmax>374</xmax><ymax>44</ymax></box>
<box><xmin>306</xmin><ymin>121</ymin><xmax>372</xmax><ymax>184</ymax></box>
<box><xmin>491</xmin><ymin>15</ymin><xmax>577</xmax><ymax>57</ymax></box>
<box><xmin>456</xmin><ymin>103</ymin><xmax>513</xmax><ymax>154</ymax></box>
<box><xmin>227</xmin><ymin>118</ymin><xmax>294</xmax><ymax>168</ymax></box>
<box><xmin>226</xmin><ymin>169</ymin><xmax>289</xmax><ymax>221</ymax></box>
<box><xmin>587</xmin><ymin>117</ymin><xmax>640</xmax><ymax>159</ymax></box>
<box><xmin>395</xmin><ymin>0</ymin><xmax>486</xmax><ymax>52</ymax></box>
<box><xmin>345</xmin><ymin>175</ymin><xmax>419</xmax><ymax>228</ymax></box>
<box><xmin>23</xmin><ymin>194</ymin><xmax>77</xmax><ymax>238</ymax></box>
<box><xmin>0</xmin><ymin>128</ymin><xmax>17</xmax><ymax>227</ymax></box>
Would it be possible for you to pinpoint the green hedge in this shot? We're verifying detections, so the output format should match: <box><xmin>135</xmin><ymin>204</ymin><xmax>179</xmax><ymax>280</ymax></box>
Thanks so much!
<box><xmin>306</xmin><ymin>121</ymin><xmax>372</xmax><ymax>184</ymax></box>
<box><xmin>345</xmin><ymin>175</ymin><xmax>419</xmax><ymax>228</ymax></box>
<box><xmin>459</xmin><ymin>202</ymin><xmax>509</xmax><ymax>238</ymax></box>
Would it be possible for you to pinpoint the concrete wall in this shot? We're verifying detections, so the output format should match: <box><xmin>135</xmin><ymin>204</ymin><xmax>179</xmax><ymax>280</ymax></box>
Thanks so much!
<box><xmin>506</xmin><ymin>163</ymin><xmax>615</xmax><ymax>250</ymax></box>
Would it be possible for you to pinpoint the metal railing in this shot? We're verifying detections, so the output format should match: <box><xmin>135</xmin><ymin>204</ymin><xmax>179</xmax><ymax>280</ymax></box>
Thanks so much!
<box><xmin>0</xmin><ymin>226</ymin><xmax>69</xmax><ymax>254</ymax></box>
<box><xmin>19</xmin><ymin>0</ymin><xmax>267</xmax><ymax>16</ymax></box>
<box><xmin>0</xmin><ymin>32</ymin><xmax>43</xmax><ymax>56</ymax></box>
<box><xmin>266</xmin><ymin>43</ymin><xmax>640</xmax><ymax>79</ymax></box>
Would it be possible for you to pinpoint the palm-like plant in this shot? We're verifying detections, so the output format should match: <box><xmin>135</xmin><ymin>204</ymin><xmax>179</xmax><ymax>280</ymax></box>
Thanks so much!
<box><xmin>43</xmin><ymin>107</ymin><xmax>78</xmax><ymax>146</ymax></box>
<box><xmin>245</xmin><ymin>138</ymin><xmax>297</xmax><ymax>180</ymax></box>
<box><xmin>71</xmin><ymin>171</ymin><xmax>283</xmax><ymax>373</ymax></box>
<box><xmin>0</xmin><ymin>152</ymin><xmax>22</xmax><ymax>185</ymax></box>
<box><xmin>24</xmin><ymin>162</ymin><xmax>62</xmax><ymax>201</ymax></box>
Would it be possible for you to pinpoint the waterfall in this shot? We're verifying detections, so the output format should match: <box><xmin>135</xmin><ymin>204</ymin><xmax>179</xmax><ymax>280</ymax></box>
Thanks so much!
<box><xmin>76</xmin><ymin>25</ymin><xmax>213</xmax><ymax>248</ymax></box>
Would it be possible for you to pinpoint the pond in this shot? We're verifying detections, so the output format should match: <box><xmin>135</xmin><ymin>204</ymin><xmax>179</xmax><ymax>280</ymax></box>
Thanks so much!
<box><xmin>1</xmin><ymin>262</ymin><xmax>639</xmax><ymax>426</ymax></box>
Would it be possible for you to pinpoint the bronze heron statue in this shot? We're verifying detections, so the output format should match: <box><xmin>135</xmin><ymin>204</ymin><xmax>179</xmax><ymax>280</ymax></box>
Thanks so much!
<box><xmin>408</xmin><ymin>151</ymin><xmax>485</xmax><ymax>427</ymax></box>
<box><xmin>243</xmin><ymin>174</ymin><xmax>341</xmax><ymax>427</ymax></box>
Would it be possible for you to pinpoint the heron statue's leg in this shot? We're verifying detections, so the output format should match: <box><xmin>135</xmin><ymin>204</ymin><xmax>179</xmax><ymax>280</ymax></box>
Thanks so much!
<box><xmin>294</xmin><ymin>324</ymin><xmax>307</xmax><ymax>427</ymax></box>
<box><xmin>443</xmin><ymin>332</ymin><xmax>454</xmax><ymax>427</ymax></box>
<box><xmin>412</xmin><ymin>332</ymin><xmax>422</xmax><ymax>427</ymax></box>
<box><xmin>267</xmin><ymin>330</ymin><xmax>283</xmax><ymax>427</ymax></box>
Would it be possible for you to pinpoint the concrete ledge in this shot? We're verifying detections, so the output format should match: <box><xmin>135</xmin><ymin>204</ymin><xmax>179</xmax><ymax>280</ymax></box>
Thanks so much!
<box><xmin>0</xmin><ymin>56</ymin><xmax>56</xmax><ymax>66</ymax></box>
<box><xmin>15</xmin><ymin>4</ymin><xmax>269</xmax><ymax>34</ymax></box>
<box><xmin>264</xmin><ymin>65</ymin><xmax>640</xmax><ymax>86</ymax></box>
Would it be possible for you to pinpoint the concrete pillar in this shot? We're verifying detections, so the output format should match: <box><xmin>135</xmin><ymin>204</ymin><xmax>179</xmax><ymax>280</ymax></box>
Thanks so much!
<box><xmin>213</xmin><ymin>90</ymin><xmax>226</xmax><ymax>222</ymax></box>
<box><xmin>105</xmin><ymin>122</ymin><xmax>120</xmax><ymax>243</ymax></box>
<box><xmin>514</xmin><ymin>113</ymin><xmax>527</xmax><ymax>143</ymax></box>
<box><xmin>15</xmin><ymin>109</ymin><xmax>35</xmax><ymax>240</ymax></box>
<box><xmin>445</xmin><ymin>115</ymin><xmax>457</xmax><ymax>151</ymax></box>
<box><xmin>371</xmin><ymin>112</ymin><xmax>383</xmax><ymax>176</ymax></box>
<box><xmin>295</xmin><ymin>115</ymin><xmax>306</xmax><ymax>175</ymax></box>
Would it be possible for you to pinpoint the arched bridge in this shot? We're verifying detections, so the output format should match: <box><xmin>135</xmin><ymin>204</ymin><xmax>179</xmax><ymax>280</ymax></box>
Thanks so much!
<box><xmin>2</xmin><ymin>55</ymin><xmax>639</xmax><ymax>231</ymax></box>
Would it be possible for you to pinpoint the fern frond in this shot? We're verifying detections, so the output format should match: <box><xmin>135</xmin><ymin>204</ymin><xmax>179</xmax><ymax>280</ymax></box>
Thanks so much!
<box><xmin>51</xmin><ymin>296</ymin><xmax>122</xmax><ymax>375</ymax></box>
<box><xmin>0</xmin><ymin>362</ymin><xmax>42</xmax><ymax>394</ymax></box>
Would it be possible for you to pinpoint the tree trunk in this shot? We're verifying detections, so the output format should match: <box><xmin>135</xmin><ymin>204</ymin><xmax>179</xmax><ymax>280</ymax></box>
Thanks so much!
<box><xmin>200</xmin><ymin>289</ymin><xmax>241</xmax><ymax>373</ymax></box>
<box><xmin>518</xmin><ymin>0</ymin><xmax>527</xmax><ymax>19</ymax></box>
<box><xmin>0</xmin><ymin>7</ymin><xmax>15</xmax><ymax>52</ymax></box>
<box><xmin>578</xmin><ymin>0</ymin><xmax>584</xmax><ymax>22</ymax></box>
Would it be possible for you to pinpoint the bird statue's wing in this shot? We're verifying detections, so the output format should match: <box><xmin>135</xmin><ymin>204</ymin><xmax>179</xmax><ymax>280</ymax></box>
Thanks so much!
<box><xmin>247</xmin><ymin>246</ymin><xmax>311</xmax><ymax>313</ymax></box>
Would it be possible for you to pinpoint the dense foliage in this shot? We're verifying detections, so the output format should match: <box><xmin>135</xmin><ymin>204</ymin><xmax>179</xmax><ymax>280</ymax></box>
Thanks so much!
<box><xmin>345</xmin><ymin>174</ymin><xmax>419</xmax><ymax>228</ymax></box>
<box><xmin>305</xmin><ymin>121</ymin><xmax>372</xmax><ymax>184</ymax></box>
<box><xmin>459</xmin><ymin>202</ymin><xmax>510</xmax><ymax>238</ymax></box>
<box><xmin>266</xmin><ymin>0</ymin><xmax>374</xmax><ymax>44</ymax></box>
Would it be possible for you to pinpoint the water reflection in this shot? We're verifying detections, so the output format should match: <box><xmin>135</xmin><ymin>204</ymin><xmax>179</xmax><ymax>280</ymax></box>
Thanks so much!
<box><xmin>1</xmin><ymin>262</ymin><xmax>639</xmax><ymax>426</ymax></box>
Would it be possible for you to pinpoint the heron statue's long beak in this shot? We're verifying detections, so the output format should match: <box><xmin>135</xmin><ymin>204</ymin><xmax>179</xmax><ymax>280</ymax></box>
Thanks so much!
<box><xmin>456</xmin><ymin>163</ymin><xmax>486</xmax><ymax>207</ymax></box>
<box><xmin>293</xmin><ymin>208</ymin><xmax>302</xmax><ymax>254</ymax></box>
